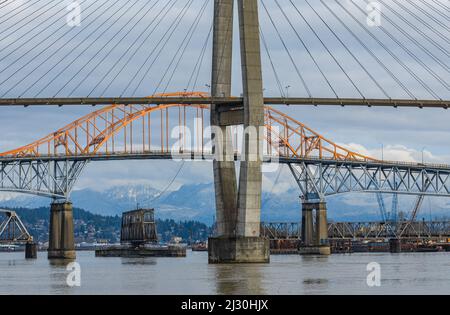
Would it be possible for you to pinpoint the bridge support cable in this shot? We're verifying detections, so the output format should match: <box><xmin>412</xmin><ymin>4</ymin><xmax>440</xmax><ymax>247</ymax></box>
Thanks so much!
<box><xmin>304</xmin><ymin>0</ymin><xmax>389</xmax><ymax>98</ymax></box>
<box><xmin>260</xmin><ymin>0</ymin><xmax>312</xmax><ymax>97</ymax></box>
<box><xmin>153</xmin><ymin>0</ymin><xmax>210</xmax><ymax>96</ymax></box>
<box><xmin>0</xmin><ymin>0</ymin><xmax>102</xmax><ymax>88</ymax></box>
<box><xmin>88</xmin><ymin>0</ymin><xmax>188</xmax><ymax>97</ymax></box>
<box><xmin>0</xmin><ymin>0</ymin><xmax>41</xmax><ymax>24</ymax></box>
<box><xmin>399</xmin><ymin>0</ymin><xmax>450</xmax><ymax>36</ymax></box>
<box><xmin>97</xmin><ymin>0</ymin><xmax>181</xmax><ymax>97</ymax></box>
<box><xmin>354</xmin><ymin>0</ymin><xmax>449</xmax><ymax>97</ymax></box>
<box><xmin>122</xmin><ymin>0</ymin><xmax>195</xmax><ymax>96</ymax></box>
<box><xmin>272</xmin><ymin>0</ymin><xmax>339</xmax><ymax>98</ymax></box>
<box><xmin>377</xmin><ymin>0</ymin><xmax>450</xmax><ymax>74</ymax></box>
<box><xmin>22</xmin><ymin>0</ymin><xmax>134</xmax><ymax>98</ymax></box>
<box><xmin>319</xmin><ymin>0</ymin><xmax>416</xmax><ymax>99</ymax></box>
<box><xmin>422</xmin><ymin>0</ymin><xmax>450</xmax><ymax>22</ymax></box>
<box><xmin>0</xmin><ymin>0</ymin><xmax>22</xmax><ymax>11</ymax></box>
<box><xmin>431</xmin><ymin>0</ymin><xmax>450</xmax><ymax>14</ymax></box>
<box><xmin>0</xmin><ymin>0</ymin><xmax>90</xmax><ymax>57</ymax></box>
<box><xmin>260</xmin><ymin>29</ymin><xmax>286</xmax><ymax>98</ymax></box>
<box><xmin>57</xmin><ymin>0</ymin><xmax>158</xmax><ymax>97</ymax></box>
<box><xmin>186</xmin><ymin>24</ymin><xmax>212</xmax><ymax>94</ymax></box>
<box><xmin>0</xmin><ymin>0</ymin><xmax>60</xmax><ymax>40</ymax></box>
<box><xmin>335</xmin><ymin>0</ymin><xmax>447</xmax><ymax>100</ymax></box>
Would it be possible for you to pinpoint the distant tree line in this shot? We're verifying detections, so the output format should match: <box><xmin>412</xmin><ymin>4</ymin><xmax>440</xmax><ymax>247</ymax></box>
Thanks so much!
<box><xmin>4</xmin><ymin>206</ymin><xmax>212</xmax><ymax>244</ymax></box>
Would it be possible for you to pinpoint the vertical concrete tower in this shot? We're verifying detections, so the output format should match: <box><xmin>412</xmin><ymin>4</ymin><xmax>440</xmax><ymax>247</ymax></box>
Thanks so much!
<box><xmin>208</xmin><ymin>0</ymin><xmax>269</xmax><ymax>263</ymax></box>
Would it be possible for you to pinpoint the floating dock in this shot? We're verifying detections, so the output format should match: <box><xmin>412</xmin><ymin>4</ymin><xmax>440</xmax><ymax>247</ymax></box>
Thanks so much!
<box><xmin>95</xmin><ymin>245</ymin><xmax>186</xmax><ymax>257</ymax></box>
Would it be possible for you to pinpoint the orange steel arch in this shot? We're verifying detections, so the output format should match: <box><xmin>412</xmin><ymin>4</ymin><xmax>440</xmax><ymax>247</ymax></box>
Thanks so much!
<box><xmin>0</xmin><ymin>92</ymin><xmax>376</xmax><ymax>162</ymax></box>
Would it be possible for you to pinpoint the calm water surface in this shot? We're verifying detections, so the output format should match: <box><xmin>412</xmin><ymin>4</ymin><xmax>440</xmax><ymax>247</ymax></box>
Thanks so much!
<box><xmin>0</xmin><ymin>251</ymin><xmax>449</xmax><ymax>294</ymax></box>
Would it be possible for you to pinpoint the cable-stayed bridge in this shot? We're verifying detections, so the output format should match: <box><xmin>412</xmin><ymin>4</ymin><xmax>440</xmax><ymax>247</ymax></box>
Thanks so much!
<box><xmin>0</xmin><ymin>0</ymin><xmax>448</xmax><ymax>261</ymax></box>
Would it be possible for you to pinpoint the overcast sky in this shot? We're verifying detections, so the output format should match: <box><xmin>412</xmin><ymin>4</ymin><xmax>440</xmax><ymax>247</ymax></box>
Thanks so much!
<box><xmin>0</xmin><ymin>0</ymin><xmax>449</xmax><ymax>200</ymax></box>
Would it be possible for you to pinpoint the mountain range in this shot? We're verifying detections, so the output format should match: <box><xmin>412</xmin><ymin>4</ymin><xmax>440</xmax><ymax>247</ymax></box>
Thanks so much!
<box><xmin>1</xmin><ymin>183</ymin><xmax>448</xmax><ymax>224</ymax></box>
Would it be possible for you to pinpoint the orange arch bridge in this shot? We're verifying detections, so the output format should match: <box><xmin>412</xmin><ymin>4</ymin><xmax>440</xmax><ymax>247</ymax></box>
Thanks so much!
<box><xmin>0</xmin><ymin>92</ymin><xmax>450</xmax><ymax>200</ymax></box>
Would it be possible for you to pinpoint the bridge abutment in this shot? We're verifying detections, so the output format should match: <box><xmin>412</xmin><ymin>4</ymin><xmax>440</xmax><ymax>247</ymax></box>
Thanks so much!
<box><xmin>299</xmin><ymin>200</ymin><xmax>331</xmax><ymax>255</ymax></box>
<box><xmin>48</xmin><ymin>201</ymin><xmax>76</xmax><ymax>260</ymax></box>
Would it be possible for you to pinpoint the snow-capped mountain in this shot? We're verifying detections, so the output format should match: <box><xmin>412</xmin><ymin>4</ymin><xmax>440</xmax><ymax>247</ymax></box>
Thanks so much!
<box><xmin>1</xmin><ymin>183</ymin><xmax>448</xmax><ymax>223</ymax></box>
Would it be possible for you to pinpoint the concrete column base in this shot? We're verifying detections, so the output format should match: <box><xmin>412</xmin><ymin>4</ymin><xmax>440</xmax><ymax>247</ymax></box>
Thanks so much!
<box><xmin>48</xmin><ymin>250</ymin><xmax>76</xmax><ymax>260</ymax></box>
<box><xmin>48</xmin><ymin>201</ymin><xmax>76</xmax><ymax>260</ymax></box>
<box><xmin>208</xmin><ymin>237</ymin><xmax>270</xmax><ymax>263</ymax></box>
<box><xmin>299</xmin><ymin>245</ymin><xmax>331</xmax><ymax>255</ymax></box>
<box><xmin>25</xmin><ymin>242</ymin><xmax>38</xmax><ymax>259</ymax></box>
<box><xmin>389</xmin><ymin>238</ymin><xmax>401</xmax><ymax>253</ymax></box>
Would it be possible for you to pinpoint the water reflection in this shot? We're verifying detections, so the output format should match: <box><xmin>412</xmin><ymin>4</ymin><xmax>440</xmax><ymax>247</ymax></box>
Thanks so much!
<box><xmin>49</xmin><ymin>258</ymin><xmax>75</xmax><ymax>267</ymax></box>
<box><xmin>48</xmin><ymin>258</ymin><xmax>77</xmax><ymax>294</ymax></box>
<box><xmin>121</xmin><ymin>257</ymin><xmax>157</xmax><ymax>266</ymax></box>
<box><xmin>212</xmin><ymin>264</ymin><xmax>266</xmax><ymax>295</ymax></box>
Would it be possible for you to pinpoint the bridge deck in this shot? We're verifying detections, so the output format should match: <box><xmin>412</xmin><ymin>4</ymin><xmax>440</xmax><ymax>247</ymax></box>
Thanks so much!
<box><xmin>0</xmin><ymin>97</ymin><xmax>448</xmax><ymax>108</ymax></box>
<box><xmin>1</xmin><ymin>153</ymin><xmax>449</xmax><ymax>172</ymax></box>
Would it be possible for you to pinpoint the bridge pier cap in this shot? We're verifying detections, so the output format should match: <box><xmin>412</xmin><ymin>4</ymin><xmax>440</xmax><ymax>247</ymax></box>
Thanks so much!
<box><xmin>208</xmin><ymin>0</ymin><xmax>269</xmax><ymax>263</ymax></box>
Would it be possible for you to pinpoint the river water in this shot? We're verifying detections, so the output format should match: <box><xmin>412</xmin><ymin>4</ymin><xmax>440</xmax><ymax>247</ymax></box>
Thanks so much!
<box><xmin>0</xmin><ymin>251</ymin><xmax>449</xmax><ymax>294</ymax></box>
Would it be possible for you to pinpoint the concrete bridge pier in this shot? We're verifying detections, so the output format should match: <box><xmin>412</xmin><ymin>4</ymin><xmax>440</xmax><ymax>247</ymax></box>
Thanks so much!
<box><xmin>48</xmin><ymin>201</ymin><xmax>76</xmax><ymax>259</ymax></box>
<box><xmin>208</xmin><ymin>0</ymin><xmax>269</xmax><ymax>263</ymax></box>
<box><xmin>299</xmin><ymin>200</ymin><xmax>331</xmax><ymax>255</ymax></box>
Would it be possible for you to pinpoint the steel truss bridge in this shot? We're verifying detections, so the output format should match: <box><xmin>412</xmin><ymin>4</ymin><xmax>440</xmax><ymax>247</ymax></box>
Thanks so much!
<box><xmin>0</xmin><ymin>209</ymin><xmax>33</xmax><ymax>244</ymax></box>
<box><xmin>261</xmin><ymin>221</ymin><xmax>450</xmax><ymax>240</ymax></box>
<box><xmin>1</xmin><ymin>92</ymin><xmax>450</xmax><ymax>203</ymax></box>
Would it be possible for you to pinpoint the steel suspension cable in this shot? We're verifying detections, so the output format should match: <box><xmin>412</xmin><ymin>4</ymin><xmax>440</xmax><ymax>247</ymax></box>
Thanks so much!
<box><xmin>302</xmin><ymin>0</ymin><xmax>370</xmax><ymax>98</ymax></box>
<box><xmin>58</xmin><ymin>0</ymin><xmax>150</xmax><ymax>97</ymax></box>
<box><xmin>97</xmin><ymin>0</ymin><xmax>179</xmax><ymax>97</ymax></box>
<box><xmin>118</xmin><ymin>0</ymin><xmax>187</xmax><ymax>96</ymax></box>
<box><xmin>1</xmin><ymin>0</ymin><xmax>126</xmax><ymax>97</ymax></box>
<box><xmin>364</xmin><ymin>0</ymin><xmax>450</xmax><ymax>86</ymax></box>
<box><xmin>305</xmin><ymin>0</ymin><xmax>392</xmax><ymax>98</ymax></box>
<box><xmin>261</xmin><ymin>0</ymin><xmax>312</xmax><ymax>98</ymax></box>
<box><xmin>431</xmin><ymin>0</ymin><xmax>450</xmax><ymax>13</ymax></box>
<box><xmin>336</xmin><ymin>0</ymin><xmax>448</xmax><ymax>96</ymax></box>
<box><xmin>422</xmin><ymin>0</ymin><xmax>450</xmax><ymax>22</ymax></box>
<box><xmin>140</xmin><ymin>160</ymin><xmax>186</xmax><ymax>205</ymax></box>
<box><xmin>86</xmin><ymin>0</ymin><xmax>164</xmax><ymax>96</ymax></box>
<box><xmin>0</xmin><ymin>0</ymin><xmax>41</xmax><ymax>22</ymax></box>
<box><xmin>289</xmin><ymin>0</ymin><xmax>366</xmax><ymax>98</ymax></box>
<box><xmin>320</xmin><ymin>0</ymin><xmax>415</xmax><ymax>99</ymax></box>
<box><xmin>350</xmin><ymin>0</ymin><xmax>444</xmax><ymax>99</ymax></box>
<box><xmin>260</xmin><ymin>28</ymin><xmax>285</xmax><ymax>98</ymax></box>
<box><xmin>126</xmin><ymin>0</ymin><xmax>194</xmax><ymax>96</ymax></box>
<box><xmin>362</xmin><ymin>0</ymin><xmax>450</xmax><ymax>93</ymax></box>
<box><xmin>27</xmin><ymin>0</ymin><xmax>130</xmax><ymax>97</ymax></box>
<box><xmin>405</xmin><ymin>0</ymin><xmax>449</xmax><ymax>33</ymax></box>
<box><xmin>0</xmin><ymin>0</ymin><xmax>60</xmax><ymax>40</ymax></box>
<box><xmin>157</xmin><ymin>0</ymin><xmax>210</xmax><ymax>95</ymax></box>
<box><xmin>0</xmin><ymin>0</ymin><xmax>20</xmax><ymax>10</ymax></box>
<box><xmin>379</xmin><ymin>0</ymin><xmax>450</xmax><ymax>73</ymax></box>
<box><xmin>275</xmin><ymin>0</ymin><xmax>338</xmax><ymax>98</ymax></box>
<box><xmin>0</xmin><ymin>0</ymin><xmax>89</xmax><ymax>57</ymax></box>
<box><xmin>186</xmin><ymin>23</ymin><xmax>212</xmax><ymax>93</ymax></box>
<box><xmin>0</xmin><ymin>0</ymin><xmax>100</xmax><ymax>77</ymax></box>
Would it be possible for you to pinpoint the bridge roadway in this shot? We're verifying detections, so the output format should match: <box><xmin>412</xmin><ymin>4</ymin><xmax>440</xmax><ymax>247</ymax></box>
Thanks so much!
<box><xmin>0</xmin><ymin>97</ymin><xmax>449</xmax><ymax>109</ymax></box>
<box><xmin>1</xmin><ymin>151</ymin><xmax>450</xmax><ymax>170</ymax></box>
<box><xmin>2</xmin><ymin>152</ymin><xmax>450</xmax><ymax>199</ymax></box>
